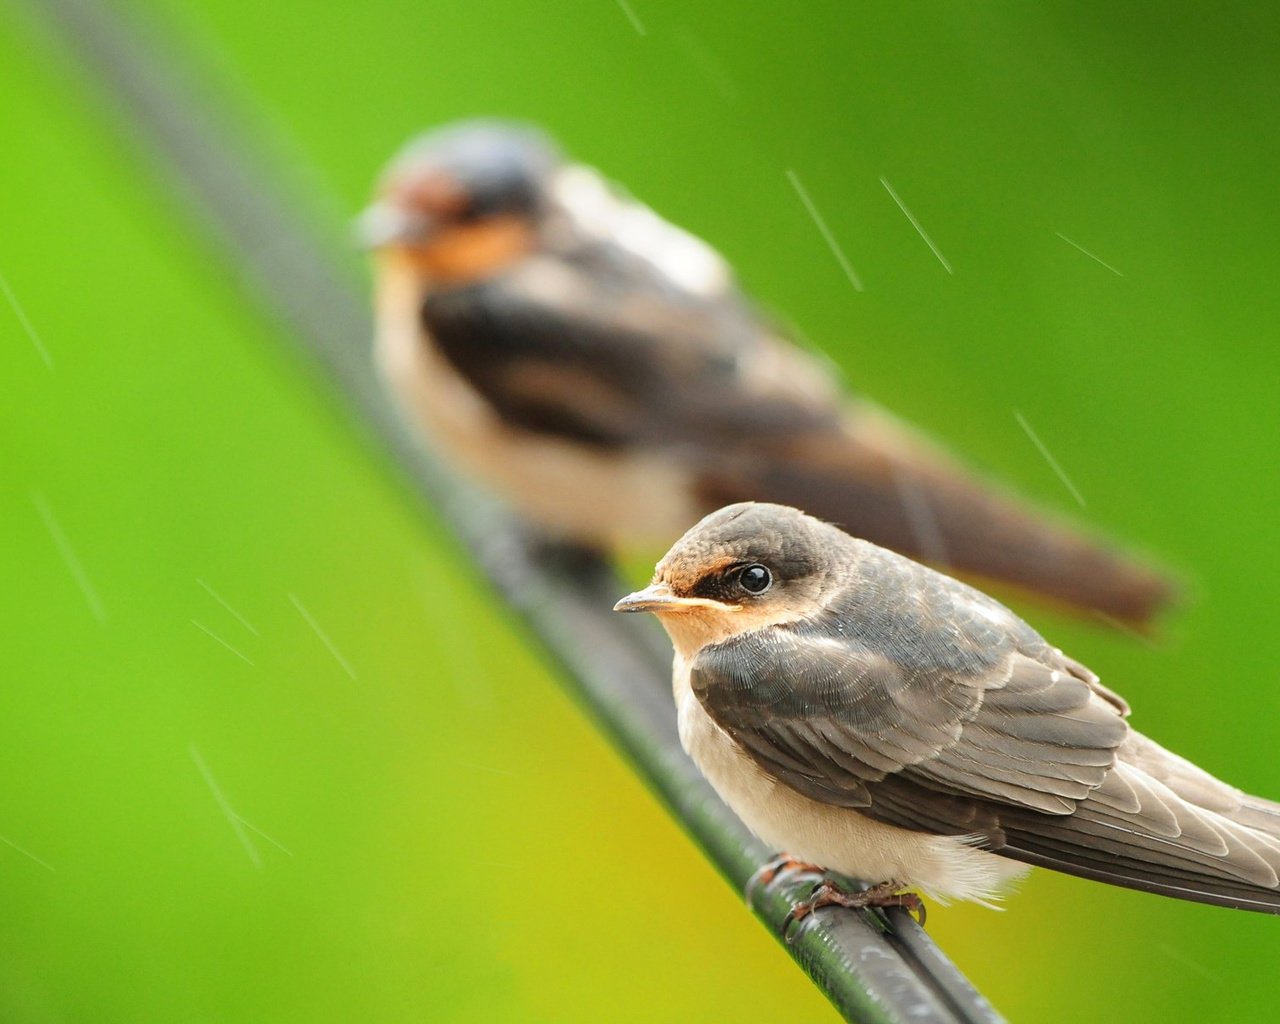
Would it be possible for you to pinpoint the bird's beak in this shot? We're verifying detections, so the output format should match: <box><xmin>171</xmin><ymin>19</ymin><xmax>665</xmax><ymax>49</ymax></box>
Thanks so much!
<box><xmin>614</xmin><ymin>583</ymin><xmax>735</xmax><ymax>614</ymax></box>
<box><xmin>355</xmin><ymin>200</ymin><xmax>437</xmax><ymax>249</ymax></box>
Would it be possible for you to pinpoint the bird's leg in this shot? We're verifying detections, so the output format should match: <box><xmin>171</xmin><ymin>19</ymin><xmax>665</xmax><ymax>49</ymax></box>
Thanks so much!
<box><xmin>745</xmin><ymin>853</ymin><xmax>826</xmax><ymax>902</ymax></box>
<box><xmin>783</xmin><ymin>878</ymin><xmax>927</xmax><ymax>940</ymax></box>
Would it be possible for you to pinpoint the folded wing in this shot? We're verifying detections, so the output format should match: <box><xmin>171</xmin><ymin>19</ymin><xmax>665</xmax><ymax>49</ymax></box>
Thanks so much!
<box><xmin>691</xmin><ymin>553</ymin><xmax>1280</xmax><ymax>912</ymax></box>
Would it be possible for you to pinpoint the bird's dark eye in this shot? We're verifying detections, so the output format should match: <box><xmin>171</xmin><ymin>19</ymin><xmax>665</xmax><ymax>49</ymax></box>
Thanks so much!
<box><xmin>737</xmin><ymin>564</ymin><xmax>772</xmax><ymax>595</ymax></box>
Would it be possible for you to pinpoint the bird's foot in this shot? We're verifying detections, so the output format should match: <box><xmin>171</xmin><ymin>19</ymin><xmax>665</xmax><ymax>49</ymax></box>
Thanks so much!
<box><xmin>745</xmin><ymin>853</ymin><xmax>826</xmax><ymax>903</ymax></box>
<box><xmin>783</xmin><ymin>879</ymin><xmax>927</xmax><ymax>941</ymax></box>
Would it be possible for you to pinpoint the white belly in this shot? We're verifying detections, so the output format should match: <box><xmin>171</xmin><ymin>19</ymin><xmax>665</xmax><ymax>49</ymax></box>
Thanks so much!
<box><xmin>373</xmin><ymin>261</ymin><xmax>699</xmax><ymax>547</ymax></box>
<box><xmin>673</xmin><ymin>655</ymin><xmax>1028</xmax><ymax>905</ymax></box>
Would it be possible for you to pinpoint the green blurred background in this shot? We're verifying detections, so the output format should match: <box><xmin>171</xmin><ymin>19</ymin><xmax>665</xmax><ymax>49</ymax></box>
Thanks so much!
<box><xmin>3</xmin><ymin>0</ymin><xmax>1279</xmax><ymax>1020</ymax></box>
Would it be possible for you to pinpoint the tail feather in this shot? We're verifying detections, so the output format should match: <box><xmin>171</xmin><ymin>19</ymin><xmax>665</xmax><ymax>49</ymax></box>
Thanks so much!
<box><xmin>1008</xmin><ymin>839</ymin><xmax>1280</xmax><ymax>914</ymax></box>
<box><xmin>995</xmin><ymin>731</ymin><xmax>1280</xmax><ymax>913</ymax></box>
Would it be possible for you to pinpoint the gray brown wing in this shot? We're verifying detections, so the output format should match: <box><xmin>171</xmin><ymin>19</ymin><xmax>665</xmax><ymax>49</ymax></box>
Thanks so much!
<box><xmin>421</xmin><ymin>253</ymin><xmax>839</xmax><ymax>449</ymax></box>
<box><xmin>691</xmin><ymin>554</ymin><xmax>1280</xmax><ymax>911</ymax></box>
<box><xmin>691</xmin><ymin>624</ymin><xmax>1124</xmax><ymax>816</ymax></box>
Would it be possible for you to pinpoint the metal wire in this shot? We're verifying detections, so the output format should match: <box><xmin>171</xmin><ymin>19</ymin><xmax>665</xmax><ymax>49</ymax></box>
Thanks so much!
<box><xmin>13</xmin><ymin>1</ymin><xmax>1006</xmax><ymax>1019</ymax></box>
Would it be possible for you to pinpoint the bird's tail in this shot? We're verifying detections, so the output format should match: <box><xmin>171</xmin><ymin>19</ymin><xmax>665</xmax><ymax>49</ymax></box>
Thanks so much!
<box><xmin>703</xmin><ymin>402</ymin><xmax>1176</xmax><ymax>627</ymax></box>
<box><xmin>999</xmin><ymin>733</ymin><xmax>1280</xmax><ymax>914</ymax></box>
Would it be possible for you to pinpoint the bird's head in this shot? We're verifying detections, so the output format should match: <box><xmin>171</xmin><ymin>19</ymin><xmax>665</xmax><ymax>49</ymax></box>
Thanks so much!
<box><xmin>614</xmin><ymin>503</ymin><xmax>848</xmax><ymax>657</ymax></box>
<box><xmin>358</xmin><ymin>120</ymin><xmax>560</xmax><ymax>281</ymax></box>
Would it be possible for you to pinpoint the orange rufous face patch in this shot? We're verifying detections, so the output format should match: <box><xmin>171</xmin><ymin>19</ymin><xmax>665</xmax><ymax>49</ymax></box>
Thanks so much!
<box><xmin>394</xmin><ymin>216</ymin><xmax>536</xmax><ymax>283</ymax></box>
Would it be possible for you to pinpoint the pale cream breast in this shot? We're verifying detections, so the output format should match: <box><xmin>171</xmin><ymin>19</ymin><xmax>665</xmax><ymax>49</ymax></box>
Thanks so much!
<box><xmin>672</xmin><ymin>653</ymin><xmax>1028</xmax><ymax>905</ymax></box>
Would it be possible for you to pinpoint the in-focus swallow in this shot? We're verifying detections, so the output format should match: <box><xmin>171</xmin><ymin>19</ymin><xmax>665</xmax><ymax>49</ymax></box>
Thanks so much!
<box><xmin>616</xmin><ymin>502</ymin><xmax>1280</xmax><ymax>921</ymax></box>
<box><xmin>361</xmin><ymin>120</ymin><xmax>1172</xmax><ymax>625</ymax></box>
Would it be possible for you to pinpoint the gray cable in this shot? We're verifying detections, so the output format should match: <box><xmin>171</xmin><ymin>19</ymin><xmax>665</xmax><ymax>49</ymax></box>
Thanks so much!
<box><xmin>13</xmin><ymin>1</ymin><xmax>1006</xmax><ymax>1018</ymax></box>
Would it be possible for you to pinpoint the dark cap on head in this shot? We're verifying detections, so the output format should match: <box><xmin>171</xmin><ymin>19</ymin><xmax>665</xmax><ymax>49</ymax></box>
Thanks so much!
<box><xmin>382</xmin><ymin>120</ymin><xmax>562</xmax><ymax>220</ymax></box>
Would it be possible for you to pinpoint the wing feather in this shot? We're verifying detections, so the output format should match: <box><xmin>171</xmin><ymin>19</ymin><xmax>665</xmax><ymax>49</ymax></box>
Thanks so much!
<box><xmin>421</xmin><ymin>254</ymin><xmax>838</xmax><ymax>450</ymax></box>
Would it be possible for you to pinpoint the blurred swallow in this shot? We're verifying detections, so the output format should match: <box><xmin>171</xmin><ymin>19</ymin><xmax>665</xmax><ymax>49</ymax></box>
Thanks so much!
<box><xmin>616</xmin><ymin>502</ymin><xmax>1280</xmax><ymax>921</ymax></box>
<box><xmin>361</xmin><ymin>119</ymin><xmax>1172</xmax><ymax>625</ymax></box>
